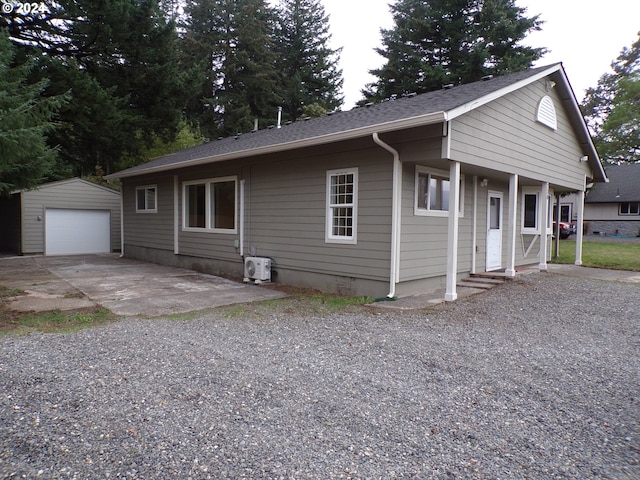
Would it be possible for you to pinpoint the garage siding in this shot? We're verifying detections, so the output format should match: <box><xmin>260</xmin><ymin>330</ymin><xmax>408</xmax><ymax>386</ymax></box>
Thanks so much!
<box><xmin>21</xmin><ymin>179</ymin><xmax>121</xmax><ymax>254</ymax></box>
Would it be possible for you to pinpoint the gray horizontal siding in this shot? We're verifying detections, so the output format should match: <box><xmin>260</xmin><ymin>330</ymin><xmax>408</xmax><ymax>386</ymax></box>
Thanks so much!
<box><xmin>21</xmin><ymin>179</ymin><xmax>121</xmax><ymax>254</ymax></box>
<box><xmin>399</xmin><ymin>163</ymin><xmax>474</xmax><ymax>282</ymax></box>
<box><xmin>123</xmin><ymin>175</ymin><xmax>174</xmax><ymax>251</ymax></box>
<box><xmin>246</xmin><ymin>149</ymin><xmax>393</xmax><ymax>281</ymax></box>
<box><xmin>122</xmin><ymin>143</ymin><xmax>395</xmax><ymax>282</ymax></box>
<box><xmin>450</xmin><ymin>79</ymin><xmax>590</xmax><ymax>191</ymax></box>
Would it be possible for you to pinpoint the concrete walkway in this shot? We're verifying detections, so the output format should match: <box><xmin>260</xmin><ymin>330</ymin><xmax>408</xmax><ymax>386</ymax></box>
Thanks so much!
<box><xmin>0</xmin><ymin>254</ymin><xmax>286</xmax><ymax>317</ymax></box>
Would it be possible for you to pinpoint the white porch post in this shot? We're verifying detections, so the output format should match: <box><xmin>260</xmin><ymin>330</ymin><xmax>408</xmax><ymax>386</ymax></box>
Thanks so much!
<box><xmin>506</xmin><ymin>174</ymin><xmax>518</xmax><ymax>277</ymax></box>
<box><xmin>539</xmin><ymin>182</ymin><xmax>549</xmax><ymax>271</ymax></box>
<box><xmin>445</xmin><ymin>161</ymin><xmax>461</xmax><ymax>301</ymax></box>
<box><xmin>575</xmin><ymin>186</ymin><xmax>585</xmax><ymax>266</ymax></box>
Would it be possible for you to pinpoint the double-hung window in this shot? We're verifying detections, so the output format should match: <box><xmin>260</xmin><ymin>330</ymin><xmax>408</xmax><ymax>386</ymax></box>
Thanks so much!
<box><xmin>414</xmin><ymin>166</ymin><xmax>464</xmax><ymax>217</ymax></box>
<box><xmin>183</xmin><ymin>176</ymin><xmax>237</xmax><ymax>233</ymax></box>
<box><xmin>326</xmin><ymin>168</ymin><xmax>358</xmax><ymax>244</ymax></box>
<box><xmin>136</xmin><ymin>185</ymin><xmax>157</xmax><ymax>213</ymax></box>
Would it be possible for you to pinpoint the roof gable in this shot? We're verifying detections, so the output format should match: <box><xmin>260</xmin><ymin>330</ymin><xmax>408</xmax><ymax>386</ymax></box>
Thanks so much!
<box><xmin>13</xmin><ymin>178</ymin><xmax>120</xmax><ymax>196</ymax></box>
<box><xmin>107</xmin><ymin>64</ymin><xmax>604</xmax><ymax>183</ymax></box>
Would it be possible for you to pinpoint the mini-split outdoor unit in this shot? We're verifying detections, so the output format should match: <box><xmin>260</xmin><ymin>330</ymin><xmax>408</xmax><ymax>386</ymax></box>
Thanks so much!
<box><xmin>243</xmin><ymin>256</ymin><xmax>271</xmax><ymax>283</ymax></box>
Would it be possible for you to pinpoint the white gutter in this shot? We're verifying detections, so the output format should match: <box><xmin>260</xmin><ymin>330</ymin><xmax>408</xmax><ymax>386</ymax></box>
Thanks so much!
<box><xmin>106</xmin><ymin>111</ymin><xmax>447</xmax><ymax>180</ymax></box>
<box><xmin>372</xmin><ymin>132</ymin><xmax>401</xmax><ymax>299</ymax></box>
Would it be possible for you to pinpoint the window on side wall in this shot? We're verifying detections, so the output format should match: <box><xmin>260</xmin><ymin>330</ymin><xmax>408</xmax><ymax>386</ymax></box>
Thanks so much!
<box><xmin>619</xmin><ymin>202</ymin><xmax>640</xmax><ymax>215</ymax></box>
<box><xmin>521</xmin><ymin>187</ymin><xmax>553</xmax><ymax>234</ymax></box>
<box><xmin>326</xmin><ymin>168</ymin><xmax>358</xmax><ymax>244</ymax></box>
<box><xmin>414</xmin><ymin>166</ymin><xmax>464</xmax><ymax>217</ymax></box>
<box><xmin>183</xmin><ymin>177</ymin><xmax>237</xmax><ymax>233</ymax></box>
<box><xmin>136</xmin><ymin>185</ymin><xmax>157</xmax><ymax>213</ymax></box>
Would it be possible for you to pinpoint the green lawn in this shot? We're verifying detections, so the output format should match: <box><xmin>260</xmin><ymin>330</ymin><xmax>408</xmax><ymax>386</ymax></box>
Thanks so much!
<box><xmin>552</xmin><ymin>241</ymin><xmax>640</xmax><ymax>271</ymax></box>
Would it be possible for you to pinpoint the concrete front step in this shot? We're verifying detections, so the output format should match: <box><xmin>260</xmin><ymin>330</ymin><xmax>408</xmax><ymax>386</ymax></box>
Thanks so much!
<box><xmin>457</xmin><ymin>275</ymin><xmax>506</xmax><ymax>290</ymax></box>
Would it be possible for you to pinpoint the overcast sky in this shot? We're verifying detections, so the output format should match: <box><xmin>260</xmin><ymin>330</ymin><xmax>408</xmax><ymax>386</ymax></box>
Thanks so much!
<box><xmin>318</xmin><ymin>0</ymin><xmax>640</xmax><ymax>108</ymax></box>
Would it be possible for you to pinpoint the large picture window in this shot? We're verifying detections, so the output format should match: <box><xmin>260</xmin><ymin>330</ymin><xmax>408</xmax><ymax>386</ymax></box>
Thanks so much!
<box><xmin>414</xmin><ymin>166</ymin><xmax>464</xmax><ymax>217</ymax></box>
<box><xmin>183</xmin><ymin>177</ymin><xmax>237</xmax><ymax>232</ymax></box>
<box><xmin>326</xmin><ymin>168</ymin><xmax>358</xmax><ymax>244</ymax></box>
<box><xmin>135</xmin><ymin>185</ymin><xmax>157</xmax><ymax>213</ymax></box>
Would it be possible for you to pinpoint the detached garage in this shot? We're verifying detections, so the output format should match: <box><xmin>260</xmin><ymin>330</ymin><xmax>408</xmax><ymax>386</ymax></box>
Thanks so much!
<box><xmin>0</xmin><ymin>178</ymin><xmax>121</xmax><ymax>255</ymax></box>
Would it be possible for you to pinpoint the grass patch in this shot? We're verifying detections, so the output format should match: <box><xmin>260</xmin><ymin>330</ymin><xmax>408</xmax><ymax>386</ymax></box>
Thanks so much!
<box><xmin>552</xmin><ymin>241</ymin><xmax>640</xmax><ymax>271</ymax></box>
<box><xmin>213</xmin><ymin>292</ymin><xmax>374</xmax><ymax>320</ymax></box>
<box><xmin>0</xmin><ymin>285</ymin><xmax>25</xmax><ymax>299</ymax></box>
<box><xmin>1</xmin><ymin>284</ymin><xmax>118</xmax><ymax>336</ymax></box>
<box><xmin>1</xmin><ymin>307</ymin><xmax>116</xmax><ymax>336</ymax></box>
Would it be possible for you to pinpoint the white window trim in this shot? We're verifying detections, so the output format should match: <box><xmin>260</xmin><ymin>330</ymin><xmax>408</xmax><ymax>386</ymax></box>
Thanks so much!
<box><xmin>182</xmin><ymin>176</ymin><xmax>238</xmax><ymax>234</ymax></box>
<box><xmin>326</xmin><ymin>167</ymin><xmax>358</xmax><ymax>245</ymax></box>
<box><xmin>414</xmin><ymin>165</ymin><xmax>465</xmax><ymax>217</ymax></box>
<box><xmin>135</xmin><ymin>185</ymin><xmax>157</xmax><ymax>213</ymax></box>
<box><xmin>521</xmin><ymin>187</ymin><xmax>553</xmax><ymax>234</ymax></box>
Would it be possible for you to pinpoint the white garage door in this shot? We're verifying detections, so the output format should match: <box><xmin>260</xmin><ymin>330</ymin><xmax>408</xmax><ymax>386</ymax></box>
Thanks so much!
<box><xmin>45</xmin><ymin>209</ymin><xmax>111</xmax><ymax>255</ymax></box>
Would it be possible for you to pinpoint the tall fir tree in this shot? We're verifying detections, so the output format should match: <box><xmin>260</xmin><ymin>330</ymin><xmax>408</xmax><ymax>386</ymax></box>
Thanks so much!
<box><xmin>181</xmin><ymin>0</ymin><xmax>279</xmax><ymax>138</ymax></box>
<box><xmin>3</xmin><ymin>0</ymin><xmax>186</xmax><ymax>175</ymax></box>
<box><xmin>0</xmin><ymin>30</ymin><xmax>68</xmax><ymax>196</ymax></box>
<box><xmin>273</xmin><ymin>0</ymin><xmax>343</xmax><ymax>121</ymax></box>
<box><xmin>363</xmin><ymin>0</ymin><xmax>545</xmax><ymax>102</ymax></box>
<box><xmin>582</xmin><ymin>34</ymin><xmax>640</xmax><ymax>164</ymax></box>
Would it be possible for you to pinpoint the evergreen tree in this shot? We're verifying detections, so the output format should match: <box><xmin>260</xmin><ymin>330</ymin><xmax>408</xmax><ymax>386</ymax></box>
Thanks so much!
<box><xmin>181</xmin><ymin>0</ymin><xmax>279</xmax><ymax>137</ymax></box>
<box><xmin>363</xmin><ymin>0</ymin><xmax>545</xmax><ymax>102</ymax></box>
<box><xmin>273</xmin><ymin>0</ymin><xmax>343</xmax><ymax>121</ymax></box>
<box><xmin>0</xmin><ymin>30</ymin><xmax>68</xmax><ymax>196</ymax></box>
<box><xmin>582</xmin><ymin>34</ymin><xmax>640</xmax><ymax>164</ymax></box>
<box><xmin>3</xmin><ymin>0</ymin><xmax>187</xmax><ymax>174</ymax></box>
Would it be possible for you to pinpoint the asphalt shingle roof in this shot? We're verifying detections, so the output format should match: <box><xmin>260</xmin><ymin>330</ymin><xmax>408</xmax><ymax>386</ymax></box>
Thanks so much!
<box><xmin>586</xmin><ymin>164</ymin><xmax>640</xmax><ymax>203</ymax></box>
<box><xmin>109</xmin><ymin>65</ymin><xmax>559</xmax><ymax>179</ymax></box>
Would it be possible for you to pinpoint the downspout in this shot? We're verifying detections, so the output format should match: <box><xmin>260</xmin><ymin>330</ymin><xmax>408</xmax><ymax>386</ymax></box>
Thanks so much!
<box><xmin>372</xmin><ymin>132</ymin><xmax>401</xmax><ymax>299</ymax></box>
<box><xmin>239</xmin><ymin>179</ymin><xmax>245</xmax><ymax>258</ymax></box>
<box><xmin>119</xmin><ymin>186</ymin><xmax>124</xmax><ymax>257</ymax></box>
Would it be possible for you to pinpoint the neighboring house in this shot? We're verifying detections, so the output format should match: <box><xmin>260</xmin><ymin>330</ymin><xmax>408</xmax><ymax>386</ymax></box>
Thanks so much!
<box><xmin>0</xmin><ymin>178</ymin><xmax>121</xmax><ymax>255</ymax></box>
<box><xmin>105</xmin><ymin>64</ymin><xmax>606</xmax><ymax>300</ymax></box>
<box><xmin>584</xmin><ymin>164</ymin><xmax>640</xmax><ymax>237</ymax></box>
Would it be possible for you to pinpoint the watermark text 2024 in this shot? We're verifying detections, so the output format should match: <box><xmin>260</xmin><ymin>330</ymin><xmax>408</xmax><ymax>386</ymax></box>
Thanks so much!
<box><xmin>2</xmin><ymin>2</ymin><xmax>48</xmax><ymax>15</ymax></box>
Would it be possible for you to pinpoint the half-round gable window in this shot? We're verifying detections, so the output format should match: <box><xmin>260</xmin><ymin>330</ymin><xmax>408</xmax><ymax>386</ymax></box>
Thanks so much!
<box><xmin>536</xmin><ymin>95</ymin><xmax>557</xmax><ymax>130</ymax></box>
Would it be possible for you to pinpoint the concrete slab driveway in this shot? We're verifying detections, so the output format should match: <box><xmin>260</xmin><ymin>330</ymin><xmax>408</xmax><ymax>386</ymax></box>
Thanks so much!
<box><xmin>0</xmin><ymin>254</ymin><xmax>286</xmax><ymax>316</ymax></box>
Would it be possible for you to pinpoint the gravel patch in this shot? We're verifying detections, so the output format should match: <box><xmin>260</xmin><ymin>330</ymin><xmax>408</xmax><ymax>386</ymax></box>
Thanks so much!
<box><xmin>1</xmin><ymin>272</ymin><xmax>638</xmax><ymax>479</ymax></box>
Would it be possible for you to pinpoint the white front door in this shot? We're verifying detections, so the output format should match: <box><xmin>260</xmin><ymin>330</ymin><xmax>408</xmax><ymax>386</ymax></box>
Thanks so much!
<box><xmin>486</xmin><ymin>191</ymin><xmax>503</xmax><ymax>271</ymax></box>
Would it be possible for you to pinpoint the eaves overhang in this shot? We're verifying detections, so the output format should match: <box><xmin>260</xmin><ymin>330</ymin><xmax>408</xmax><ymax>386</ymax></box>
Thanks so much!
<box><xmin>105</xmin><ymin>111</ymin><xmax>448</xmax><ymax>180</ymax></box>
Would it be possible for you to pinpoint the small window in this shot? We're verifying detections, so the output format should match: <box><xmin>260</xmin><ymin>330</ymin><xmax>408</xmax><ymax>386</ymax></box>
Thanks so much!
<box><xmin>326</xmin><ymin>168</ymin><xmax>358</xmax><ymax>244</ymax></box>
<box><xmin>414</xmin><ymin>166</ymin><xmax>464</xmax><ymax>217</ymax></box>
<box><xmin>183</xmin><ymin>177</ymin><xmax>237</xmax><ymax>232</ymax></box>
<box><xmin>136</xmin><ymin>185</ymin><xmax>157</xmax><ymax>213</ymax></box>
<box><xmin>522</xmin><ymin>192</ymin><xmax>538</xmax><ymax>230</ymax></box>
<box><xmin>620</xmin><ymin>202</ymin><xmax>640</xmax><ymax>215</ymax></box>
<box><xmin>521</xmin><ymin>188</ymin><xmax>553</xmax><ymax>234</ymax></box>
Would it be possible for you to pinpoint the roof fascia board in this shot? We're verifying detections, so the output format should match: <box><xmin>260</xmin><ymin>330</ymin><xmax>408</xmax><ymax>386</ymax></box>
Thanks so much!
<box><xmin>444</xmin><ymin>64</ymin><xmax>563</xmax><ymax>121</ymax></box>
<box><xmin>554</xmin><ymin>67</ymin><xmax>608</xmax><ymax>183</ymax></box>
<box><xmin>12</xmin><ymin>177</ymin><xmax>119</xmax><ymax>195</ymax></box>
<box><xmin>107</xmin><ymin>111</ymin><xmax>447</xmax><ymax>180</ymax></box>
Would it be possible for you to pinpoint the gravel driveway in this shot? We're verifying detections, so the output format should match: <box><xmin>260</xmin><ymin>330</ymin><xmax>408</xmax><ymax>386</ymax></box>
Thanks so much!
<box><xmin>1</xmin><ymin>272</ymin><xmax>638</xmax><ymax>479</ymax></box>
